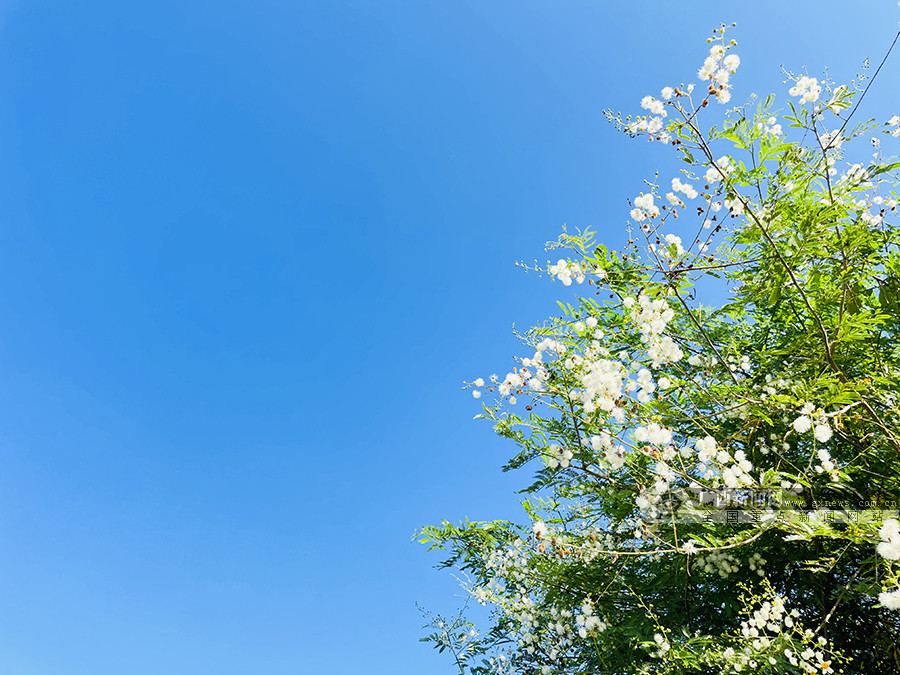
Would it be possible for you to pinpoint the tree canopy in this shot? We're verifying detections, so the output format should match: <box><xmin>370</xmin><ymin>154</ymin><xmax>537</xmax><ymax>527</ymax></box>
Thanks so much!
<box><xmin>421</xmin><ymin>22</ymin><xmax>900</xmax><ymax>675</ymax></box>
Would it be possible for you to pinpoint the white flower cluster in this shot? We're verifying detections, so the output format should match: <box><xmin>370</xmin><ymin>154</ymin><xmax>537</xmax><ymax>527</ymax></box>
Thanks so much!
<box><xmin>574</xmin><ymin>600</ymin><xmax>607</xmax><ymax>638</ymax></box>
<box><xmin>698</xmin><ymin>43</ymin><xmax>740</xmax><ymax>104</ymax></box>
<box><xmin>789</xmin><ymin>76</ymin><xmax>822</xmax><ymax>105</ymax></box>
<box><xmin>877</xmin><ymin>518</ymin><xmax>900</xmax><ymax>561</ymax></box>
<box><xmin>630</xmin><ymin>193</ymin><xmax>660</xmax><ymax>222</ymax></box>
<box><xmin>623</xmin><ymin>295</ymin><xmax>684</xmax><ymax>367</ymax></box>
<box><xmin>545</xmin><ymin>442</ymin><xmax>574</xmax><ymax>469</ymax></box>
<box><xmin>696</xmin><ymin>550</ymin><xmax>740</xmax><ymax>578</ymax></box>
<box><xmin>757</xmin><ymin>116</ymin><xmax>783</xmax><ymax>137</ymax></box>
<box><xmin>532</xmin><ymin>521</ymin><xmax>549</xmax><ymax>540</ymax></box>
<box><xmin>548</xmin><ymin>259</ymin><xmax>586</xmax><ymax>286</ymax></box>
<box><xmin>650</xmin><ymin>632</ymin><xmax>671</xmax><ymax>658</ymax></box>
<box><xmin>791</xmin><ymin>403</ymin><xmax>833</xmax><ymax>443</ymax></box>
<box><xmin>665</xmin><ymin>177</ymin><xmax>698</xmax><ymax>205</ymax></box>
<box><xmin>695</xmin><ymin>435</ymin><xmax>718</xmax><ymax>462</ymax></box>
<box><xmin>840</xmin><ymin>162</ymin><xmax>866</xmax><ymax>186</ymax></box>
<box><xmin>721</xmin><ymin>449</ymin><xmax>754</xmax><ymax>488</ymax></box>
<box><xmin>741</xmin><ymin>595</ymin><xmax>791</xmax><ymax>638</ymax></box>
<box><xmin>717</xmin><ymin>593</ymin><xmax>839</xmax><ymax>674</ymax></box>
<box><xmin>499</xmin><ymin>371</ymin><xmax>525</xmax><ymax>400</ymax></box>
<box><xmin>688</xmin><ymin>435</ymin><xmax>757</xmax><ymax>487</ymax></box>
<box><xmin>744</xmin><ymin>598</ymin><xmax>835</xmax><ymax>673</ymax></box>
<box><xmin>628</xmin><ymin>367</ymin><xmax>659</xmax><ymax>404</ymax></box>
<box><xmin>723</xmin><ymin>197</ymin><xmax>744</xmax><ymax>216</ymax></box>
<box><xmin>628</xmin><ymin>87</ymin><xmax>679</xmax><ymax>137</ymax></box>
<box><xmin>589</xmin><ymin>431</ymin><xmax>627</xmax><ymax>471</ymax></box>
<box><xmin>748</xmin><ymin>552</ymin><xmax>767</xmax><ymax>577</ymax></box>
<box><xmin>784</xmin><ymin>645</ymin><xmax>834</xmax><ymax>674</ymax></box>
<box><xmin>626</xmin><ymin>39</ymin><xmax>739</xmax><ymax>138</ymax></box>
<box><xmin>813</xmin><ymin>448</ymin><xmax>836</xmax><ymax>476</ymax></box>
<box><xmin>705</xmin><ymin>155</ymin><xmax>734</xmax><ymax>183</ymax></box>
<box><xmin>640</xmin><ymin>95</ymin><xmax>666</xmax><ymax>117</ymax></box>
<box><xmin>579</xmin><ymin>356</ymin><xmax>628</xmax><ymax>417</ymax></box>
<box><xmin>635</xmin><ymin>422</ymin><xmax>673</xmax><ymax>446</ymax></box>
<box><xmin>477</xmin><ymin>535</ymin><xmax>616</xmax><ymax>671</ymax></box>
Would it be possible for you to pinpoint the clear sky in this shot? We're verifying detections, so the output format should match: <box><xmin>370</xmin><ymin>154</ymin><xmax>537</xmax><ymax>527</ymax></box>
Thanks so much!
<box><xmin>0</xmin><ymin>2</ymin><xmax>896</xmax><ymax>674</ymax></box>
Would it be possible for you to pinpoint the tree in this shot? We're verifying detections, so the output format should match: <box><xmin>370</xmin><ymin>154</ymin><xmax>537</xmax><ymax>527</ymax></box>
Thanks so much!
<box><xmin>420</xmin><ymin>22</ymin><xmax>900</xmax><ymax>675</ymax></box>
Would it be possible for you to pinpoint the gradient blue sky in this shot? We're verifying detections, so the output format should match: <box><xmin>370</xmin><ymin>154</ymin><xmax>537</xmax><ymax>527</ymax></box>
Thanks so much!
<box><xmin>0</xmin><ymin>2</ymin><xmax>896</xmax><ymax>674</ymax></box>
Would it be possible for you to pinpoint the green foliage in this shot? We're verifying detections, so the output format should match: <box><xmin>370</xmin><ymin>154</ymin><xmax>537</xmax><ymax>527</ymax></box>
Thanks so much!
<box><xmin>421</xmin><ymin>23</ymin><xmax>900</xmax><ymax>675</ymax></box>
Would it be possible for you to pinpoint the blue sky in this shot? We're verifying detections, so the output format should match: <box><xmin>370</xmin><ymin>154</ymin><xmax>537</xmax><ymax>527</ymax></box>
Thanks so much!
<box><xmin>0</xmin><ymin>2</ymin><xmax>896</xmax><ymax>673</ymax></box>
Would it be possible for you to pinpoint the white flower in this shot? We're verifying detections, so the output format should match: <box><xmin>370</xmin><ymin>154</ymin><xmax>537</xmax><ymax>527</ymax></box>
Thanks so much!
<box><xmin>880</xmin><ymin>518</ymin><xmax>900</xmax><ymax>541</ymax></box>
<box><xmin>878</xmin><ymin>519</ymin><xmax>900</xmax><ymax>560</ymax></box>
<box><xmin>532</xmin><ymin>521</ymin><xmax>549</xmax><ymax>539</ymax></box>
<box><xmin>661</xmin><ymin>86</ymin><xmax>674</xmax><ymax>100</ymax></box>
<box><xmin>877</xmin><ymin>539</ymin><xmax>900</xmax><ymax>561</ymax></box>
<box><xmin>696</xmin><ymin>436</ymin><xmax>717</xmax><ymax>462</ymax></box>
<box><xmin>879</xmin><ymin>588</ymin><xmax>900</xmax><ymax>610</ymax></box>
<box><xmin>631</xmin><ymin>193</ymin><xmax>660</xmax><ymax>221</ymax></box>
<box><xmin>814</xmin><ymin>423</ymin><xmax>832</xmax><ymax>443</ymax></box>
<box><xmin>723</xmin><ymin>54</ymin><xmax>740</xmax><ymax>72</ymax></box>
<box><xmin>705</xmin><ymin>156</ymin><xmax>733</xmax><ymax>183</ymax></box>
<box><xmin>549</xmin><ymin>259</ymin><xmax>573</xmax><ymax>285</ymax></box>
<box><xmin>473</xmin><ymin>378</ymin><xmax>485</xmax><ymax>387</ymax></box>
<box><xmin>640</xmin><ymin>96</ymin><xmax>666</xmax><ymax>116</ymax></box>
<box><xmin>682</xmin><ymin>541</ymin><xmax>698</xmax><ymax>555</ymax></box>
<box><xmin>789</xmin><ymin>76</ymin><xmax>822</xmax><ymax>105</ymax></box>
<box><xmin>792</xmin><ymin>415</ymin><xmax>812</xmax><ymax>433</ymax></box>
<box><xmin>472</xmin><ymin>390</ymin><xmax>482</xmax><ymax>399</ymax></box>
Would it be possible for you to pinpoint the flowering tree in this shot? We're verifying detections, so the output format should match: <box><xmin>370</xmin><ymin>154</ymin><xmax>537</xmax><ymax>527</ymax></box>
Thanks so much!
<box><xmin>421</xmin><ymin>23</ymin><xmax>900</xmax><ymax>675</ymax></box>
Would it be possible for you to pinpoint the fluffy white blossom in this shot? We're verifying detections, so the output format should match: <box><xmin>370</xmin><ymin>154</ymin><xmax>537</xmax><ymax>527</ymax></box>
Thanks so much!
<box><xmin>671</xmin><ymin>177</ymin><xmax>698</xmax><ymax>199</ymax></box>
<box><xmin>634</xmin><ymin>422</ymin><xmax>672</xmax><ymax>446</ymax></box>
<box><xmin>758</xmin><ymin>116</ymin><xmax>783</xmax><ymax>136</ymax></box>
<box><xmin>705</xmin><ymin>156</ymin><xmax>734</xmax><ymax>183</ymax></box>
<box><xmin>792</xmin><ymin>415</ymin><xmax>812</xmax><ymax>434</ymax></box>
<box><xmin>789</xmin><ymin>76</ymin><xmax>822</xmax><ymax>105</ymax></box>
<box><xmin>631</xmin><ymin>193</ymin><xmax>660</xmax><ymax>221</ymax></box>
<box><xmin>549</xmin><ymin>259</ymin><xmax>585</xmax><ymax>286</ymax></box>
<box><xmin>878</xmin><ymin>519</ymin><xmax>900</xmax><ymax>561</ymax></box>
<box><xmin>813</xmin><ymin>423</ymin><xmax>832</xmax><ymax>443</ymax></box>
<box><xmin>880</xmin><ymin>588</ymin><xmax>900</xmax><ymax>610</ymax></box>
<box><xmin>696</xmin><ymin>436</ymin><xmax>717</xmax><ymax>463</ymax></box>
<box><xmin>640</xmin><ymin>95</ymin><xmax>666</xmax><ymax>116</ymax></box>
<box><xmin>624</xmin><ymin>295</ymin><xmax>683</xmax><ymax>367</ymax></box>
